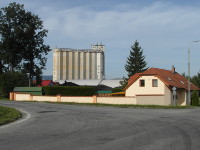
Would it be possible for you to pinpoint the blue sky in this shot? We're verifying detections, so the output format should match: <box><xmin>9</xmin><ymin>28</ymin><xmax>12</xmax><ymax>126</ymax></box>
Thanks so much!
<box><xmin>1</xmin><ymin>0</ymin><xmax>200</xmax><ymax>79</ymax></box>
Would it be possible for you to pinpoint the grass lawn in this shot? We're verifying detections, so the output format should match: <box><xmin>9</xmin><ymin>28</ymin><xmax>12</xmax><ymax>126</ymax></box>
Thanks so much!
<box><xmin>0</xmin><ymin>97</ymin><xmax>10</xmax><ymax>101</ymax></box>
<box><xmin>0</xmin><ymin>105</ymin><xmax>22</xmax><ymax>126</ymax></box>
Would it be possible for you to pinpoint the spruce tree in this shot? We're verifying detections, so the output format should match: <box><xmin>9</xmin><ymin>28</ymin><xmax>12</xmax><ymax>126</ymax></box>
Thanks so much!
<box><xmin>120</xmin><ymin>40</ymin><xmax>148</xmax><ymax>87</ymax></box>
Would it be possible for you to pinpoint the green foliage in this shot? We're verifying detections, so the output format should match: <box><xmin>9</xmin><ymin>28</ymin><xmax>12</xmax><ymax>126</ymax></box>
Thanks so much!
<box><xmin>125</xmin><ymin>40</ymin><xmax>148</xmax><ymax>77</ymax></box>
<box><xmin>43</xmin><ymin>86</ymin><xmax>96</xmax><ymax>96</ymax></box>
<box><xmin>0</xmin><ymin>105</ymin><xmax>22</xmax><ymax>125</ymax></box>
<box><xmin>191</xmin><ymin>91</ymin><xmax>199</xmax><ymax>106</ymax></box>
<box><xmin>0</xmin><ymin>3</ymin><xmax>24</xmax><ymax>72</ymax></box>
<box><xmin>119</xmin><ymin>76</ymin><xmax>128</xmax><ymax>89</ymax></box>
<box><xmin>112</xmin><ymin>88</ymin><xmax>123</xmax><ymax>93</ymax></box>
<box><xmin>0</xmin><ymin>72</ymin><xmax>28</xmax><ymax>98</ymax></box>
<box><xmin>182</xmin><ymin>72</ymin><xmax>188</xmax><ymax>78</ymax></box>
<box><xmin>121</xmin><ymin>40</ymin><xmax>148</xmax><ymax>87</ymax></box>
<box><xmin>0</xmin><ymin>2</ymin><xmax>50</xmax><ymax>83</ymax></box>
<box><xmin>95</xmin><ymin>84</ymin><xmax>112</xmax><ymax>91</ymax></box>
<box><xmin>191</xmin><ymin>72</ymin><xmax>200</xmax><ymax>88</ymax></box>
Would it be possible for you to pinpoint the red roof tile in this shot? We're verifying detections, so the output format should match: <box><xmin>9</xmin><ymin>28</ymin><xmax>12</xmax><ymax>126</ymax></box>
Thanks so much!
<box><xmin>125</xmin><ymin>68</ymin><xmax>199</xmax><ymax>90</ymax></box>
<box><xmin>37</xmin><ymin>80</ymin><xmax>53</xmax><ymax>87</ymax></box>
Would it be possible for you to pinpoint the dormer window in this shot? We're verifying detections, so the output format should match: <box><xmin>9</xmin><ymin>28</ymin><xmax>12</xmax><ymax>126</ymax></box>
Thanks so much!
<box><xmin>168</xmin><ymin>77</ymin><xmax>172</xmax><ymax>81</ymax></box>
<box><xmin>140</xmin><ymin>80</ymin><xmax>145</xmax><ymax>87</ymax></box>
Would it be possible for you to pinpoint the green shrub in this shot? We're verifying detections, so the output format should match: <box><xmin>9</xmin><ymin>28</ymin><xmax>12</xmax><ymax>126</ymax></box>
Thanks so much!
<box><xmin>43</xmin><ymin>86</ymin><xmax>96</xmax><ymax>96</ymax></box>
<box><xmin>112</xmin><ymin>88</ymin><xmax>123</xmax><ymax>93</ymax></box>
<box><xmin>0</xmin><ymin>72</ymin><xmax>28</xmax><ymax>98</ymax></box>
<box><xmin>191</xmin><ymin>91</ymin><xmax>199</xmax><ymax>106</ymax></box>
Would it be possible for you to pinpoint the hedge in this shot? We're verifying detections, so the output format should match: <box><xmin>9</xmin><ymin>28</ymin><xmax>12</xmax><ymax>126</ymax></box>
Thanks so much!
<box><xmin>112</xmin><ymin>88</ymin><xmax>123</xmax><ymax>93</ymax></box>
<box><xmin>0</xmin><ymin>72</ymin><xmax>28</xmax><ymax>98</ymax></box>
<box><xmin>191</xmin><ymin>91</ymin><xmax>199</xmax><ymax>106</ymax></box>
<box><xmin>43</xmin><ymin>86</ymin><xmax>96</xmax><ymax>96</ymax></box>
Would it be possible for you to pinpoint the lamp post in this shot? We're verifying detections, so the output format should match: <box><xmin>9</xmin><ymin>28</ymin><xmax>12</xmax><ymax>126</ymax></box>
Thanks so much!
<box><xmin>27</xmin><ymin>73</ymin><xmax>31</xmax><ymax>87</ymax></box>
<box><xmin>188</xmin><ymin>40</ymin><xmax>200</xmax><ymax>105</ymax></box>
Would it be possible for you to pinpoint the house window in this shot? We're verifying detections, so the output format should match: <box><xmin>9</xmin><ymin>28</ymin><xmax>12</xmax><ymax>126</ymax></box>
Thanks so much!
<box><xmin>140</xmin><ymin>80</ymin><xmax>145</xmax><ymax>87</ymax></box>
<box><xmin>152</xmin><ymin>79</ymin><xmax>158</xmax><ymax>87</ymax></box>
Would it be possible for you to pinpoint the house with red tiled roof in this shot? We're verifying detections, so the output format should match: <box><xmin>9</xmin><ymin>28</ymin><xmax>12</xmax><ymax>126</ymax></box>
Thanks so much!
<box><xmin>37</xmin><ymin>80</ymin><xmax>59</xmax><ymax>87</ymax></box>
<box><xmin>124</xmin><ymin>67</ymin><xmax>199</xmax><ymax>106</ymax></box>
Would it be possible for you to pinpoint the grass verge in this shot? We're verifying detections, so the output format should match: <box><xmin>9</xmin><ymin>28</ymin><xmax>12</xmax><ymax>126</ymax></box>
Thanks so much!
<box><xmin>46</xmin><ymin>102</ymin><xmax>194</xmax><ymax>109</ymax></box>
<box><xmin>0</xmin><ymin>97</ymin><xmax>9</xmax><ymax>101</ymax></box>
<box><xmin>0</xmin><ymin>106</ymin><xmax>22</xmax><ymax>126</ymax></box>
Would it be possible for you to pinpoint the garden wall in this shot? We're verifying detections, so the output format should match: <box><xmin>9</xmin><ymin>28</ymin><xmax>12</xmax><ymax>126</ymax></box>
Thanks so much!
<box><xmin>10</xmin><ymin>92</ymin><xmax>136</xmax><ymax>105</ymax></box>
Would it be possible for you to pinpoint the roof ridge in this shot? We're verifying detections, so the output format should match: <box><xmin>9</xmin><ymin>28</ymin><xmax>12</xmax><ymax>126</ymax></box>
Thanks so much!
<box><xmin>148</xmin><ymin>67</ymin><xmax>174</xmax><ymax>72</ymax></box>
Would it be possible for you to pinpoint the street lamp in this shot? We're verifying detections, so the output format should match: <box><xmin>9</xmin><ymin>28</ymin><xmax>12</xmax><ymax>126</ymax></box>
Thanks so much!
<box><xmin>27</xmin><ymin>73</ymin><xmax>31</xmax><ymax>87</ymax></box>
<box><xmin>188</xmin><ymin>40</ymin><xmax>200</xmax><ymax>105</ymax></box>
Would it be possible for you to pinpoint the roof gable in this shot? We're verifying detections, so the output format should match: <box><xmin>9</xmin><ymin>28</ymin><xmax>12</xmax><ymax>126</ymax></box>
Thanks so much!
<box><xmin>37</xmin><ymin>80</ymin><xmax>54</xmax><ymax>87</ymax></box>
<box><xmin>44</xmin><ymin>80</ymin><xmax>53</xmax><ymax>86</ymax></box>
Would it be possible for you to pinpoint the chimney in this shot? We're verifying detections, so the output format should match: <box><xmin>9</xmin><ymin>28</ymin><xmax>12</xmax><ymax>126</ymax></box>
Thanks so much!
<box><xmin>172</xmin><ymin>65</ymin><xmax>176</xmax><ymax>73</ymax></box>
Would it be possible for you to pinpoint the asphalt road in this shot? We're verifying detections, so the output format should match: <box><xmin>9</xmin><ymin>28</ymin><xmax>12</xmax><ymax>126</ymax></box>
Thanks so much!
<box><xmin>0</xmin><ymin>101</ymin><xmax>200</xmax><ymax>150</ymax></box>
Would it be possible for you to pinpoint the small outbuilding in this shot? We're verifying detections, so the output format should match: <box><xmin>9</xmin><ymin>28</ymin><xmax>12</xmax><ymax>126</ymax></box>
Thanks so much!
<box><xmin>14</xmin><ymin>87</ymin><xmax>43</xmax><ymax>95</ymax></box>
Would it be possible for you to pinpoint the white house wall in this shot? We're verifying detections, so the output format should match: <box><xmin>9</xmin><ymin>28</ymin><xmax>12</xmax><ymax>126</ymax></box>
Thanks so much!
<box><xmin>136</xmin><ymin>95</ymin><xmax>165</xmax><ymax>105</ymax></box>
<box><xmin>164</xmin><ymin>84</ymin><xmax>172</xmax><ymax>105</ymax></box>
<box><xmin>177</xmin><ymin>89</ymin><xmax>187</xmax><ymax>106</ymax></box>
<box><xmin>126</xmin><ymin>76</ymin><xmax>165</xmax><ymax>96</ymax></box>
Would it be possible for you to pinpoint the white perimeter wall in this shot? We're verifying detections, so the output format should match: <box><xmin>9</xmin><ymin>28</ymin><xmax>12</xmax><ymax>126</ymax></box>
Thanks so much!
<box><xmin>11</xmin><ymin>92</ymin><xmax>174</xmax><ymax>106</ymax></box>
<box><xmin>15</xmin><ymin>93</ymin><xmax>30</xmax><ymax>101</ymax></box>
<box><xmin>61</xmin><ymin>96</ymin><xmax>93</xmax><ymax>103</ymax></box>
<box><xmin>136</xmin><ymin>95</ymin><xmax>165</xmax><ymax>105</ymax></box>
<box><xmin>11</xmin><ymin>93</ymin><xmax>138</xmax><ymax>105</ymax></box>
<box><xmin>98</xmin><ymin>97</ymin><xmax>136</xmax><ymax>105</ymax></box>
<box><xmin>33</xmin><ymin>96</ymin><xmax>57</xmax><ymax>102</ymax></box>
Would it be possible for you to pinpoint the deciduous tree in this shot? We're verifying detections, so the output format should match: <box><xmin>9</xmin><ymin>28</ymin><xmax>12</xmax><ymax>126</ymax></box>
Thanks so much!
<box><xmin>0</xmin><ymin>2</ymin><xmax>50</xmax><ymax>85</ymax></box>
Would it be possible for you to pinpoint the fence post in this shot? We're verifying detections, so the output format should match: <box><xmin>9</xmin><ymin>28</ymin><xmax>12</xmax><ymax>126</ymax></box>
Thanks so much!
<box><xmin>30</xmin><ymin>94</ymin><xmax>33</xmax><ymax>101</ymax></box>
<box><xmin>93</xmin><ymin>95</ymin><xmax>97</xmax><ymax>103</ymax></box>
<box><xmin>13</xmin><ymin>93</ymin><xmax>16</xmax><ymax>101</ymax></box>
<box><xmin>9</xmin><ymin>92</ymin><xmax>14</xmax><ymax>100</ymax></box>
<box><xmin>57</xmin><ymin>94</ymin><xmax>61</xmax><ymax>102</ymax></box>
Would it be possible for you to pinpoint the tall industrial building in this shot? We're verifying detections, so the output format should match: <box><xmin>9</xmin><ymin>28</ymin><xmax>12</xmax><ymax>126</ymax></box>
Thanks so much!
<box><xmin>53</xmin><ymin>44</ymin><xmax>105</xmax><ymax>81</ymax></box>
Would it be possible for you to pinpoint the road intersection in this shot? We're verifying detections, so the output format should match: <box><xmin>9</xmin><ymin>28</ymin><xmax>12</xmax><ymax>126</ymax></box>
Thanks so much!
<box><xmin>0</xmin><ymin>101</ymin><xmax>200</xmax><ymax>150</ymax></box>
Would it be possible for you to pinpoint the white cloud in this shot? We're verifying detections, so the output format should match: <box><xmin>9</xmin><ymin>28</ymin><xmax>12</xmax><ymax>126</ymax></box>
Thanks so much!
<box><xmin>40</xmin><ymin>2</ymin><xmax>200</xmax><ymax>41</ymax></box>
<box><xmin>39</xmin><ymin>1</ymin><xmax>200</xmax><ymax>76</ymax></box>
<box><xmin>2</xmin><ymin>1</ymin><xmax>200</xmax><ymax>77</ymax></box>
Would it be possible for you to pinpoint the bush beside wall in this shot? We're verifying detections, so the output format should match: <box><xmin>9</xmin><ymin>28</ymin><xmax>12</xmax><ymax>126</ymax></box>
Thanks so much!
<box><xmin>112</xmin><ymin>88</ymin><xmax>123</xmax><ymax>93</ymax></box>
<box><xmin>191</xmin><ymin>90</ymin><xmax>199</xmax><ymax>106</ymax></box>
<box><xmin>0</xmin><ymin>72</ymin><xmax>28</xmax><ymax>98</ymax></box>
<box><xmin>43</xmin><ymin>86</ymin><xmax>96</xmax><ymax>96</ymax></box>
